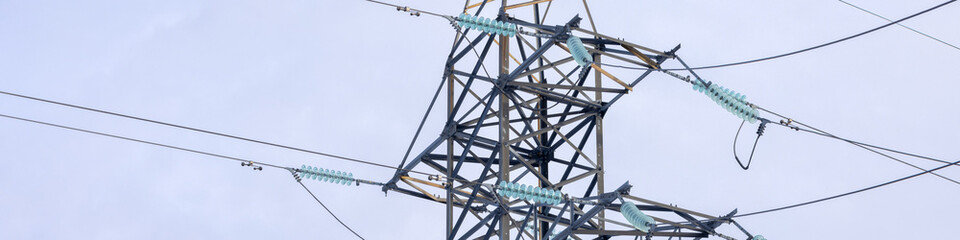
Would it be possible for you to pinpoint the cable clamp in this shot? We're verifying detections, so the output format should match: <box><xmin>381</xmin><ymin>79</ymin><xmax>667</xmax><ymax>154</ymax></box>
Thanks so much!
<box><xmin>778</xmin><ymin>118</ymin><xmax>800</xmax><ymax>131</ymax></box>
<box><xmin>395</xmin><ymin>6</ymin><xmax>420</xmax><ymax>16</ymax></box>
<box><xmin>240</xmin><ymin>161</ymin><xmax>263</xmax><ymax>171</ymax></box>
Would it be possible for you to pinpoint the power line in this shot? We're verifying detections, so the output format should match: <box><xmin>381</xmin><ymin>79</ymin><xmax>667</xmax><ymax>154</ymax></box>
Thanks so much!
<box><xmin>295</xmin><ymin>179</ymin><xmax>366</xmax><ymax>240</ymax></box>
<box><xmin>603</xmin><ymin>0</ymin><xmax>956</xmax><ymax>71</ymax></box>
<box><xmin>657</xmin><ymin>156</ymin><xmax>960</xmax><ymax>227</ymax></box>
<box><xmin>759</xmin><ymin>110</ymin><xmax>960</xmax><ymax>186</ymax></box>
<box><xmin>0</xmin><ymin>90</ymin><xmax>434</xmax><ymax>177</ymax></box>
<box><xmin>655</xmin><ymin>59</ymin><xmax>960</xmax><ymax>177</ymax></box>
<box><xmin>735</xmin><ymin>156</ymin><xmax>960</xmax><ymax>218</ymax></box>
<box><xmin>0</xmin><ymin>112</ymin><xmax>286</xmax><ymax>170</ymax></box>
<box><xmin>839</xmin><ymin>0</ymin><xmax>960</xmax><ymax>52</ymax></box>
<box><xmin>756</xmin><ymin>106</ymin><xmax>958</xmax><ymax>168</ymax></box>
<box><xmin>0</xmin><ymin>112</ymin><xmax>371</xmax><ymax>238</ymax></box>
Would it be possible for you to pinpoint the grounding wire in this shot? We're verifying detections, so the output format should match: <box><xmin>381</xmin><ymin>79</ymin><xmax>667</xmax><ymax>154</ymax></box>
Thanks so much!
<box><xmin>0</xmin><ymin>90</ymin><xmax>434</xmax><ymax>176</ymax></box>
<box><xmin>295</xmin><ymin>180</ymin><xmax>366</xmax><ymax>239</ymax></box>
<box><xmin>839</xmin><ymin>0</ymin><xmax>960</xmax><ymax>52</ymax></box>
<box><xmin>601</xmin><ymin>0</ymin><xmax>956</xmax><ymax>71</ymax></box>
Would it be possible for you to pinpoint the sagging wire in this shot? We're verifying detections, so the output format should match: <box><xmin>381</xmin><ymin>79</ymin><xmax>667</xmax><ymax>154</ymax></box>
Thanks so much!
<box><xmin>758</xmin><ymin>106</ymin><xmax>960</xmax><ymax>186</ymax></box>
<box><xmin>0</xmin><ymin>112</ymin><xmax>394</xmax><ymax>239</ymax></box>
<box><xmin>291</xmin><ymin>169</ymin><xmax>366</xmax><ymax>240</ymax></box>
<box><xmin>0</xmin><ymin>90</ymin><xmax>437</xmax><ymax>177</ymax></box>
<box><xmin>598</xmin><ymin>0</ymin><xmax>957</xmax><ymax>71</ymax></box>
<box><xmin>674</xmin><ymin>67</ymin><xmax>960</xmax><ymax>180</ymax></box>
<box><xmin>732</xmin><ymin>118</ymin><xmax>770</xmax><ymax>170</ymax></box>
<box><xmin>657</xmin><ymin>155</ymin><xmax>960</xmax><ymax>227</ymax></box>
<box><xmin>838</xmin><ymin>0</ymin><xmax>960</xmax><ymax>52</ymax></box>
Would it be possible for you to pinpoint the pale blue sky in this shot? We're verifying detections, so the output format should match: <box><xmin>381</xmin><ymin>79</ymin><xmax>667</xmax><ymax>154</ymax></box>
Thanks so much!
<box><xmin>1</xmin><ymin>0</ymin><xmax>958</xmax><ymax>239</ymax></box>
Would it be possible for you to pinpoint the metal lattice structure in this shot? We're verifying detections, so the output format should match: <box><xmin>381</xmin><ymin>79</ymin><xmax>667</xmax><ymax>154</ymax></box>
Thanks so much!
<box><xmin>381</xmin><ymin>1</ymin><xmax>757</xmax><ymax>239</ymax></box>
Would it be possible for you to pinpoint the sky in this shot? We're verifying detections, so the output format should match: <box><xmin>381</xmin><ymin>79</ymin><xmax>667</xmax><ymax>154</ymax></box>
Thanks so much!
<box><xmin>1</xmin><ymin>0</ymin><xmax>959</xmax><ymax>239</ymax></box>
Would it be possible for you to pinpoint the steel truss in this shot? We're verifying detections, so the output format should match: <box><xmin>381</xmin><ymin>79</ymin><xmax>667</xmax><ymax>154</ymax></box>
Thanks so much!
<box><xmin>383</xmin><ymin>1</ymin><xmax>754</xmax><ymax>239</ymax></box>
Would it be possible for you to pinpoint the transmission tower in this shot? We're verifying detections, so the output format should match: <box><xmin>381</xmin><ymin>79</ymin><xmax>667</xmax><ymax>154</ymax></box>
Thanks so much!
<box><xmin>380</xmin><ymin>1</ymin><xmax>761</xmax><ymax>240</ymax></box>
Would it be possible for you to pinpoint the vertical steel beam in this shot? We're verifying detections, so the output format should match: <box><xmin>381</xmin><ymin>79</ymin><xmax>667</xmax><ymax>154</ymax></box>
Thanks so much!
<box><xmin>592</xmin><ymin>43</ymin><xmax>606</xmax><ymax>231</ymax></box>
<box><xmin>534</xmin><ymin>6</ymin><xmax>548</xmax><ymax>239</ymax></box>
<box><xmin>498</xmin><ymin>2</ymin><xmax>511</xmax><ymax>240</ymax></box>
<box><xmin>447</xmin><ymin>56</ymin><xmax>456</xmax><ymax>239</ymax></box>
<box><xmin>447</xmin><ymin>2</ymin><xmax>468</xmax><ymax>234</ymax></box>
<box><xmin>496</xmin><ymin>0</ymin><xmax>510</xmax><ymax>239</ymax></box>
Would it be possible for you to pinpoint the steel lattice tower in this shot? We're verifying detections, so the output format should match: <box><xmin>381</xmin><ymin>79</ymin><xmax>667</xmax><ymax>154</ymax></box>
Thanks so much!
<box><xmin>382</xmin><ymin>1</ymin><xmax>751</xmax><ymax>239</ymax></box>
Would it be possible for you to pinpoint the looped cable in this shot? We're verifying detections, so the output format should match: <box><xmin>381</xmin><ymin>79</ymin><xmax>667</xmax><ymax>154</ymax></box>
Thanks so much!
<box><xmin>733</xmin><ymin>118</ymin><xmax>769</xmax><ymax>170</ymax></box>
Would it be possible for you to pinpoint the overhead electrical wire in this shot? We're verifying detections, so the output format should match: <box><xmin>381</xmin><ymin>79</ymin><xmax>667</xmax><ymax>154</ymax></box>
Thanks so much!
<box><xmin>756</xmin><ymin>105</ymin><xmax>959</xmax><ymax>168</ymax></box>
<box><xmin>838</xmin><ymin>0</ymin><xmax>960</xmax><ymax>52</ymax></box>
<box><xmin>755</xmin><ymin>106</ymin><xmax>960</xmax><ymax>185</ymax></box>
<box><xmin>368</xmin><ymin>0</ymin><xmax>957</xmax><ymax>72</ymax></box>
<box><xmin>663</xmin><ymin>54</ymin><xmax>960</xmax><ymax>184</ymax></box>
<box><xmin>296</xmin><ymin>180</ymin><xmax>366</xmax><ymax>240</ymax></box>
<box><xmin>0</xmin><ymin>90</ymin><xmax>434</xmax><ymax>177</ymax></box>
<box><xmin>1</xmin><ymin>112</ymin><xmax>372</xmax><ymax>239</ymax></box>
<box><xmin>602</xmin><ymin>0</ymin><xmax>956</xmax><ymax>71</ymax></box>
<box><xmin>656</xmin><ymin>156</ymin><xmax>960</xmax><ymax>227</ymax></box>
<box><xmin>0</xmin><ymin>113</ymin><xmax>286</xmax><ymax>170</ymax></box>
<box><xmin>734</xmin><ymin>156</ymin><xmax>960</xmax><ymax>218</ymax></box>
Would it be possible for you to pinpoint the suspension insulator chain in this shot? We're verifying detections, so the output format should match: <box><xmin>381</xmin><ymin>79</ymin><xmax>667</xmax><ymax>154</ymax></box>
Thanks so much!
<box><xmin>692</xmin><ymin>80</ymin><xmax>758</xmax><ymax>123</ymax></box>
<box><xmin>456</xmin><ymin>13</ymin><xmax>516</xmax><ymax>37</ymax></box>
<box><xmin>566</xmin><ymin>35</ymin><xmax>593</xmax><ymax>67</ymax></box>
<box><xmin>299</xmin><ymin>165</ymin><xmax>356</xmax><ymax>186</ymax></box>
<box><xmin>497</xmin><ymin>181</ymin><xmax>564</xmax><ymax>205</ymax></box>
<box><xmin>621</xmin><ymin>201</ymin><xmax>656</xmax><ymax>232</ymax></box>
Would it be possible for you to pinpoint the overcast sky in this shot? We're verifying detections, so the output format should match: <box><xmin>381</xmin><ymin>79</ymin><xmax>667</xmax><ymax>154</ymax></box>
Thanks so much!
<box><xmin>1</xmin><ymin>0</ymin><xmax>959</xmax><ymax>239</ymax></box>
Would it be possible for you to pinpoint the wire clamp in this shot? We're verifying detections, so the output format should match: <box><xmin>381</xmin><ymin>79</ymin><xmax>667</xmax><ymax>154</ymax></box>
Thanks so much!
<box><xmin>395</xmin><ymin>6</ymin><xmax>420</xmax><ymax>17</ymax></box>
<box><xmin>240</xmin><ymin>161</ymin><xmax>263</xmax><ymax>171</ymax></box>
<box><xmin>779</xmin><ymin>118</ymin><xmax>799</xmax><ymax>131</ymax></box>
